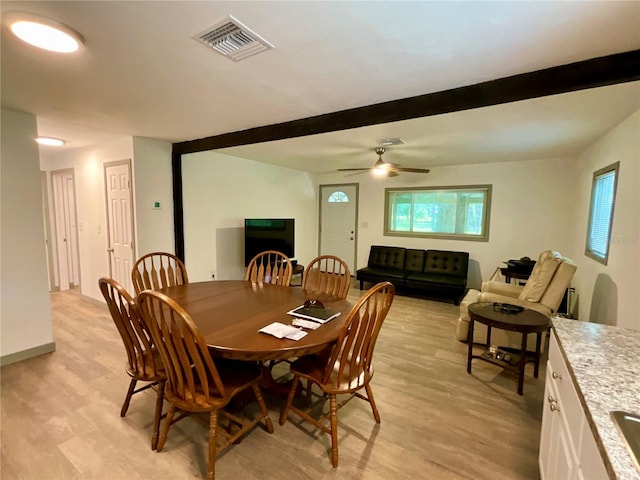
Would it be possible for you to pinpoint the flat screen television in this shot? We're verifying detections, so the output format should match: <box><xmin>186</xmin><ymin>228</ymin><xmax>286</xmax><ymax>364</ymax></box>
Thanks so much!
<box><xmin>244</xmin><ymin>218</ymin><xmax>295</xmax><ymax>266</ymax></box>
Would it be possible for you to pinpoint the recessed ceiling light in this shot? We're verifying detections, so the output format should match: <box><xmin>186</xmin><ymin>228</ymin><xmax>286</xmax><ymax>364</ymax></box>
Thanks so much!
<box><xmin>5</xmin><ymin>12</ymin><xmax>84</xmax><ymax>53</ymax></box>
<box><xmin>36</xmin><ymin>137</ymin><xmax>65</xmax><ymax>147</ymax></box>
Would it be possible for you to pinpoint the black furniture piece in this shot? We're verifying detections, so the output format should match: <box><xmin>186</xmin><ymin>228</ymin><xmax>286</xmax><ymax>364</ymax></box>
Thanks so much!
<box><xmin>466</xmin><ymin>302</ymin><xmax>549</xmax><ymax>395</ymax></box>
<box><xmin>356</xmin><ymin>245</ymin><xmax>469</xmax><ymax>304</ymax></box>
<box><xmin>500</xmin><ymin>257</ymin><xmax>536</xmax><ymax>284</ymax></box>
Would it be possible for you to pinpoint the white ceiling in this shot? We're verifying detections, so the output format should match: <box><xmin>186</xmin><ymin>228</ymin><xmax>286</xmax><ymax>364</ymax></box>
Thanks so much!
<box><xmin>2</xmin><ymin>1</ymin><xmax>639</xmax><ymax>172</ymax></box>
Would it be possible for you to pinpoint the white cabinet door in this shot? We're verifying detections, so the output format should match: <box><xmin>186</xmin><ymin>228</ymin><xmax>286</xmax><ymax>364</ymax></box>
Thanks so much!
<box><xmin>540</xmin><ymin>332</ymin><xmax>579</xmax><ymax>480</ymax></box>
<box><xmin>554</xmin><ymin>413</ymin><xmax>578</xmax><ymax>480</ymax></box>
<box><xmin>578</xmin><ymin>424</ymin><xmax>609</xmax><ymax>480</ymax></box>
<box><xmin>540</xmin><ymin>366</ymin><xmax>560</xmax><ymax>480</ymax></box>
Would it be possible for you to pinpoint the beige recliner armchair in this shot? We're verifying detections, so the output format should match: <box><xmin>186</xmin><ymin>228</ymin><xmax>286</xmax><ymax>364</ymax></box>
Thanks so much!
<box><xmin>456</xmin><ymin>250</ymin><xmax>576</xmax><ymax>350</ymax></box>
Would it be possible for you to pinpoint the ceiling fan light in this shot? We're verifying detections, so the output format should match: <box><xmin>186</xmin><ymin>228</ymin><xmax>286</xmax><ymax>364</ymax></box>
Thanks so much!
<box><xmin>36</xmin><ymin>136</ymin><xmax>65</xmax><ymax>146</ymax></box>
<box><xmin>372</xmin><ymin>167</ymin><xmax>387</xmax><ymax>177</ymax></box>
<box><xmin>6</xmin><ymin>13</ymin><xmax>84</xmax><ymax>53</ymax></box>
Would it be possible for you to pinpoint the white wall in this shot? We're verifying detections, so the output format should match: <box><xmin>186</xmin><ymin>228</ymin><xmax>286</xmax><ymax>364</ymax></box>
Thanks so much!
<box><xmin>1</xmin><ymin>109</ymin><xmax>54</xmax><ymax>362</ymax></box>
<box><xmin>317</xmin><ymin>156</ymin><xmax>576</xmax><ymax>290</ymax></box>
<box><xmin>41</xmin><ymin>137</ymin><xmax>134</xmax><ymax>301</ymax></box>
<box><xmin>182</xmin><ymin>151</ymin><xmax>318</xmax><ymax>282</ymax></box>
<box><xmin>132</xmin><ymin>137</ymin><xmax>174</xmax><ymax>255</ymax></box>
<box><xmin>568</xmin><ymin>109</ymin><xmax>640</xmax><ymax>329</ymax></box>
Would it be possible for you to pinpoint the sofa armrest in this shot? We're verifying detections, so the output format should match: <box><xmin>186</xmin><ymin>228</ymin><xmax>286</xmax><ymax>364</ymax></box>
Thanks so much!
<box><xmin>476</xmin><ymin>291</ymin><xmax>552</xmax><ymax>317</ymax></box>
<box><xmin>480</xmin><ymin>281</ymin><xmax>522</xmax><ymax>298</ymax></box>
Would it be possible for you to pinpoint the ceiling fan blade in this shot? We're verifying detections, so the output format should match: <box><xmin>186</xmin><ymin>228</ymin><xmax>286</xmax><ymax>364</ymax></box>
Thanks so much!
<box><xmin>337</xmin><ymin>167</ymin><xmax>371</xmax><ymax>172</ymax></box>
<box><xmin>393</xmin><ymin>167</ymin><xmax>431</xmax><ymax>174</ymax></box>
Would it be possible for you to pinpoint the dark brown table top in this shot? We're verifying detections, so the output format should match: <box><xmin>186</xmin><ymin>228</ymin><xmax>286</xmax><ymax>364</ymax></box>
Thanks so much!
<box><xmin>468</xmin><ymin>302</ymin><xmax>550</xmax><ymax>334</ymax></box>
<box><xmin>158</xmin><ymin>280</ymin><xmax>352</xmax><ymax>361</ymax></box>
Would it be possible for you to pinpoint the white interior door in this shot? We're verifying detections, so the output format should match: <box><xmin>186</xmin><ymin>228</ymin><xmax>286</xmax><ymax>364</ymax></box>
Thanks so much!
<box><xmin>52</xmin><ymin>170</ymin><xmax>80</xmax><ymax>290</ymax></box>
<box><xmin>65</xmin><ymin>175</ymin><xmax>80</xmax><ymax>285</ymax></box>
<box><xmin>105</xmin><ymin>161</ymin><xmax>135</xmax><ymax>292</ymax></box>
<box><xmin>319</xmin><ymin>184</ymin><xmax>357</xmax><ymax>274</ymax></box>
<box><xmin>41</xmin><ymin>171</ymin><xmax>56</xmax><ymax>291</ymax></box>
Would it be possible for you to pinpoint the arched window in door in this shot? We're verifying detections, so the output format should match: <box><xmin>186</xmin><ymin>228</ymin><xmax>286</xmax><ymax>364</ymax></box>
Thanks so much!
<box><xmin>328</xmin><ymin>191</ymin><xmax>349</xmax><ymax>203</ymax></box>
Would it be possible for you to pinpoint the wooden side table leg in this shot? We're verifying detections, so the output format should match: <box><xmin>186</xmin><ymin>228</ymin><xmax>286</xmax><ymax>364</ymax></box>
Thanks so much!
<box><xmin>534</xmin><ymin>332</ymin><xmax>542</xmax><ymax>378</ymax></box>
<box><xmin>467</xmin><ymin>317</ymin><xmax>475</xmax><ymax>374</ymax></box>
<box><xmin>518</xmin><ymin>332</ymin><xmax>528</xmax><ymax>395</ymax></box>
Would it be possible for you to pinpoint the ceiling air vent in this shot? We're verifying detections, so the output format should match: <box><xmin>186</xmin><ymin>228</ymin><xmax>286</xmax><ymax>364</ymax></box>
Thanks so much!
<box><xmin>194</xmin><ymin>15</ymin><xmax>274</xmax><ymax>62</ymax></box>
<box><xmin>378</xmin><ymin>138</ymin><xmax>406</xmax><ymax>146</ymax></box>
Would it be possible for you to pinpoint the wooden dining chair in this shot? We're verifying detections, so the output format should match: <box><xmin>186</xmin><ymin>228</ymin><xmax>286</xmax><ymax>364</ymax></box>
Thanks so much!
<box><xmin>244</xmin><ymin>250</ymin><xmax>292</xmax><ymax>287</ymax></box>
<box><xmin>302</xmin><ymin>255</ymin><xmax>351</xmax><ymax>300</ymax></box>
<box><xmin>136</xmin><ymin>290</ymin><xmax>274</xmax><ymax>480</ymax></box>
<box><xmin>132</xmin><ymin>252</ymin><xmax>189</xmax><ymax>295</ymax></box>
<box><xmin>98</xmin><ymin>277</ymin><xmax>166</xmax><ymax>450</ymax></box>
<box><xmin>279</xmin><ymin>281</ymin><xmax>395</xmax><ymax>467</ymax></box>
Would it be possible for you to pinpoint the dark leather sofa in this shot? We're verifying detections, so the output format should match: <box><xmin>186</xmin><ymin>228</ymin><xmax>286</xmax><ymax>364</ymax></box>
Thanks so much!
<box><xmin>357</xmin><ymin>245</ymin><xmax>469</xmax><ymax>304</ymax></box>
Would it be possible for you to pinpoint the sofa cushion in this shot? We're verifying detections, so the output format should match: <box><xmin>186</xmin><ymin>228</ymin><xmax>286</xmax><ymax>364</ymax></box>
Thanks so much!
<box><xmin>519</xmin><ymin>250</ymin><xmax>561</xmax><ymax>302</ymax></box>
<box><xmin>357</xmin><ymin>266</ymin><xmax>406</xmax><ymax>281</ymax></box>
<box><xmin>405</xmin><ymin>272</ymin><xmax>467</xmax><ymax>288</ymax></box>
<box><xmin>367</xmin><ymin>246</ymin><xmax>406</xmax><ymax>270</ymax></box>
<box><xmin>423</xmin><ymin>250</ymin><xmax>469</xmax><ymax>277</ymax></box>
<box><xmin>403</xmin><ymin>249</ymin><xmax>426</xmax><ymax>273</ymax></box>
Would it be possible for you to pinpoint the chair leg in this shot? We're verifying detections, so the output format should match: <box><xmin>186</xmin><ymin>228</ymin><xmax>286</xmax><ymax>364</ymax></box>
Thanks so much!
<box><xmin>120</xmin><ymin>378</ymin><xmax>137</xmax><ymax>417</ymax></box>
<box><xmin>364</xmin><ymin>383</ymin><xmax>381</xmax><ymax>423</ymax></box>
<box><xmin>207</xmin><ymin>409</ymin><xmax>218</xmax><ymax>480</ymax></box>
<box><xmin>279</xmin><ymin>376</ymin><xmax>300</xmax><ymax>426</ymax></box>
<box><xmin>329</xmin><ymin>394</ymin><xmax>339</xmax><ymax>468</ymax></box>
<box><xmin>156</xmin><ymin>404</ymin><xmax>175</xmax><ymax>452</ymax></box>
<box><xmin>151</xmin><ymin>380</ymin><xmax>165</xmax><ymax>450</ymax></box>
<box><xmin>306</xmin><ymin>380</ymin><xmax>313</xmax><ymax>404</ymax></box>
<box><xmin>252</xmin><ymin>385</ymin><xmax>274</xmax><ymax>433</ymax></box>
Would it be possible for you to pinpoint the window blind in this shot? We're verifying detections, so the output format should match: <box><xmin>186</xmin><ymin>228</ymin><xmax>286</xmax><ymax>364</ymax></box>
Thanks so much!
<box><xmin>586</xmin><ymin>162</ymin><xmax>619</xmax><ymax>264</ymax></box>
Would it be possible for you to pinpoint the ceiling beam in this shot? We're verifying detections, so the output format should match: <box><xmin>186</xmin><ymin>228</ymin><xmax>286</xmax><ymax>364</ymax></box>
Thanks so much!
<box><xmin>173</xmin><ymin>49</ymin><xmax>640</xmax><ymax>155</ymax></box>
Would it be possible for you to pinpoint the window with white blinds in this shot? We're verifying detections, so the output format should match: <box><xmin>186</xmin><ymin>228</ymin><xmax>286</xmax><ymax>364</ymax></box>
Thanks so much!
<box><xmin>585</xmin><ymin>162</ymin><xmax>619</xmax><ymax>265</ymax></box>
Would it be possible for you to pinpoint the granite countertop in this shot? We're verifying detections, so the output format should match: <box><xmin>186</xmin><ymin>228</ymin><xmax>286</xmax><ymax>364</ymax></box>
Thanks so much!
<box><xmin>552</xmin><ymin>317</ymin><xmax>640</xmax><ymax>480</ymax></box>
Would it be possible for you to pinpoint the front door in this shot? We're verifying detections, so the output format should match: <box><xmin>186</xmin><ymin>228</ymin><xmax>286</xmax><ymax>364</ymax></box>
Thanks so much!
<box><xmin>105</xmin><ymin>161</ymin><xmax>135</xmax><ymax>292</ymax></box>
<box><xmin>319</xmin><ymin>184</ymin><xmax>358</xmax><ymax>275</ymax></box>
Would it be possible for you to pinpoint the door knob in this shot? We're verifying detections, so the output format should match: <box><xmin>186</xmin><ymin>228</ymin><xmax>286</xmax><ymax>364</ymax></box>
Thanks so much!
<box><xmin>107</xmin><ymin>247</ymin><xmax>114</xmax><ymax>253</ymax></box>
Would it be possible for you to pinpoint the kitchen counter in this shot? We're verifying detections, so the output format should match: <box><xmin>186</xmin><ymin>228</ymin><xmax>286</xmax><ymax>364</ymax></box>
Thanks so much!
<box><xmin>552</xmin><ymin>317</ymin><xmax>640</xmax><ymax>480</ymax></box>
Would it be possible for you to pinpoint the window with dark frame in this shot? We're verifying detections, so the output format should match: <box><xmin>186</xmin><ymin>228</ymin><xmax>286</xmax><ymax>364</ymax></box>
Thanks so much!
<box><xmin>384</xmin><ymin>185</ymin><xmax>492</xmax><ymax>241</ymax></box>
<box><xmin>585</xmin><ymin>162</ymin><xmax>619</xmax><ymax>265</ymax></box>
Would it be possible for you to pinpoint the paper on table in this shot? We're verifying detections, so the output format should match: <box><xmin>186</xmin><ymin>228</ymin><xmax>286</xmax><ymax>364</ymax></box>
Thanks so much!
<box><xmin>258</xmin><ymin>322</ymin><xmax>307</xmax><ymax>341</ymax></box>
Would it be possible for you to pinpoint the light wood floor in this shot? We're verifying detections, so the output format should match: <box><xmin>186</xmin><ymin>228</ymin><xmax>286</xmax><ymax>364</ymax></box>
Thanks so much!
<box><xmin>1</xmin><ymin>283</ymin><xmax>545</xmax><ymax>479</ymax></box>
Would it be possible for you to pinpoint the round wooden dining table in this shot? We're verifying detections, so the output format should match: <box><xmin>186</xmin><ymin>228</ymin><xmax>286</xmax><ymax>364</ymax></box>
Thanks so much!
<box><xmin>157</xmin><ymin>280</ymin><xmax>353</xmax><ymax>362</ymax></box>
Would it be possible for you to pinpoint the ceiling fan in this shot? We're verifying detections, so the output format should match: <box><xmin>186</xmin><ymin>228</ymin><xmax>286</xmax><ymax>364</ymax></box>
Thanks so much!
<box><xmin>337</xmin><ymin>147</ymin><xmax>430</xmax><ymax>177</ymax></box>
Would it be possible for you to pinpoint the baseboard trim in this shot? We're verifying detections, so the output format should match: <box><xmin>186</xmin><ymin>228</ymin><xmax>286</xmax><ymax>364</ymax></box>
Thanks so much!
<box><xmin>1</xmin><ymin>342</ymin><xmax>56</xmax><ymax>367</ymax></box>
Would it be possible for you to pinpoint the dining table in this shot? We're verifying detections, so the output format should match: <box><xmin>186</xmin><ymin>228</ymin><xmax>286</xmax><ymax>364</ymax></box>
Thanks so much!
<box><xmin>157</xmin><ymin>280</ymin><xmax>353</xmax><ymax>362</ymax></box>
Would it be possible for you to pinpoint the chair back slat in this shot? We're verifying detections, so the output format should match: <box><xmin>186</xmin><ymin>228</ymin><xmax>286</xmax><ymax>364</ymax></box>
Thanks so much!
<box><xmin>132</xmin><ymin>252</ymin><xmax>189</xmax><ymax>295</ymax></box>
<box><xmin>137</xmin><ymin>290</ymin><xmax>226</xmax><ymax>403</ymax></box>
<box><xmin>244</xmin><ymin>250</ymin><xmax>293</xmax><ymax>286</ymax></box>
<box><xmin>323</xmin><ymin>282</ymin><xmax>394</xmax><ymax>388</ymax></box>
<box><xmin>99</xmin><ymin>277</ymin><xmax>162</xmax><ymax>379</ymax></box>
<box><xmin>302</xmin><ymin>255</ymin><xmax>351</xmax><ymax>299</ymax></box>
